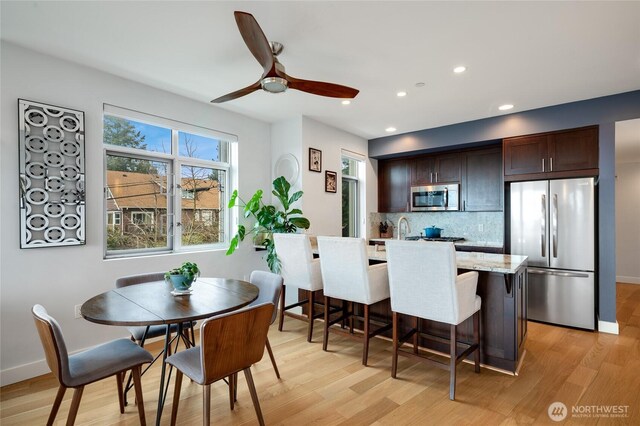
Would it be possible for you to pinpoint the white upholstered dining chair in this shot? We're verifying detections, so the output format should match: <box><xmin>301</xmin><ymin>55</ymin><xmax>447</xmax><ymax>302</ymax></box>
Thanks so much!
<box><xmin>273</xmin><ymin>233</ymin><xmax>324</xmax><ymax>342</ymax></box>
<box><xmin>316</xmin><ymin>236</ymin><xmax>391</xmax><ymax>365</ymax></box>
<box><xmin>385</xmin><ymin>240</ymin><xmax>481</xmax><ymax>400</ymax></box>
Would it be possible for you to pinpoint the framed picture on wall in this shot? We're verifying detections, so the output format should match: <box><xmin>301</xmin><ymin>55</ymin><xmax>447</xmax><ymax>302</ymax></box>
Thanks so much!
<box><xmin>325</xmin><ymin>170</ymin><xmax>337</xmax><ymax>193</ymax></box>
<box><xmin>309</xmin><ymin>147</ymin><xmax>322</xmax><ymax>172</ymax></box>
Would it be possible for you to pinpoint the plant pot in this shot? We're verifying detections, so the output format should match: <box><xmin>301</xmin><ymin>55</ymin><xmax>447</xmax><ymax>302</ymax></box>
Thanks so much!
<box><xmin>167</xmin><ymin>274</ymin><xmax>195</xmax><ymax>291</ymax></box>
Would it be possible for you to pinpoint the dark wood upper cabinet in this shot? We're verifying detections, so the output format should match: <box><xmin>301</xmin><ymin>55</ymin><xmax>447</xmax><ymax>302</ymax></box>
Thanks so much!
<box><xmin>503</xmin><ymin>126</ymin><xmax>598</xmax><ymax>181</ymax></box>
<box><xmin>410</xmin><ymin>153</ymin><xmax>461</xmax><ymax>185</ymax></box>
<box><xmin>462</xmin><ymin>146</ymin><xmax>503</xmax><ymax>211</ymax></box>
<box><xmin>434</xmin><ymin>153</ymin><xmax>462</xmax><ymax>183</ymax></box>
<box><xmin>503</xmin><ymin>134</ymin><xmax>548</xmax><ymax>176</ymax></box>
<box><xmin>410</xmin><ymin>156</ymin><xmax>434</xmax><ymax>185</ymax></box>
<box><xmin>378</xmin><ymin>158</ymin><xmax>409</xmax><ymax>212</ymax></box>
<box><xmin>549</xmin><ymin>127</ymin><xmax>598</xmax><ymax>172</ymax></box>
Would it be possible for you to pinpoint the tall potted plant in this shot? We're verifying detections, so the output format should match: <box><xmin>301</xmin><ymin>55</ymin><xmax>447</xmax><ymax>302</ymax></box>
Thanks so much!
<box><xmin>226</xmin><ymin>176</ymin><xmax>310</xmax><ymax>272</ymax></box>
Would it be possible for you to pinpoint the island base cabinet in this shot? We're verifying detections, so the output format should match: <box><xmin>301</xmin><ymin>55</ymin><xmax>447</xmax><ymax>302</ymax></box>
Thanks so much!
<box><xmin>299</xmin><ymin>266</ymin><xmax>527</xmax><ymax>373</ymax></box>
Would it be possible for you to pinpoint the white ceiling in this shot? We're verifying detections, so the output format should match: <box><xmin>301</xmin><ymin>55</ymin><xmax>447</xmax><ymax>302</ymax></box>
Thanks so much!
<box><xmin>1</xmin><ymin>1</ymin><xmax>640</xmax><ymax>140</ymax></box>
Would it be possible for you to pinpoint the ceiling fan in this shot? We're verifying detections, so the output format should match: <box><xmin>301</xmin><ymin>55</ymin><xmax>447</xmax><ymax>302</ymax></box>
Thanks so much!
<box><xmin>211</xmin><ymin>11</ymin><xmax>359</xmax><ymax>103</ymax></box>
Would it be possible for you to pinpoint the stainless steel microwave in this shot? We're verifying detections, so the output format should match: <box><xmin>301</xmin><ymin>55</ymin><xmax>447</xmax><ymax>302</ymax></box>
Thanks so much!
<box><xmin>411</xmin><ymin>184</ymin><xmax>460</xmax><ymax>211</ymax></box>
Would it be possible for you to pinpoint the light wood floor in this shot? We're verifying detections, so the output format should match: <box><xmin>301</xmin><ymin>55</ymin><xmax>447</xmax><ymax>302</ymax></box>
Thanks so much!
<box><xmin>2</xmin><ymin>283</ymin><xmax>639</xmax><ymax>425</ymax></box>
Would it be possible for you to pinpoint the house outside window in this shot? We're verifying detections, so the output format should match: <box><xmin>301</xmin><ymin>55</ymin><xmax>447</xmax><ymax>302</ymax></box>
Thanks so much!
<box><xmin>103</xmin><ymin>105</ymin><xmax>235</xmax><ymax>257</ymax></box>
<box><xmin>342</xmin><ymin>153</ymin><xmax>364</xmax><ymax>238</ymax></box>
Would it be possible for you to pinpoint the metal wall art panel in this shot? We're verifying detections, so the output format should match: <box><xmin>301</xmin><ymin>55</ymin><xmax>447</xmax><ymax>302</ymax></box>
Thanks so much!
<box><xmin>18</xmin><ymin>99</ymin><xmax>85</xmax><ymax>248</ymax></box>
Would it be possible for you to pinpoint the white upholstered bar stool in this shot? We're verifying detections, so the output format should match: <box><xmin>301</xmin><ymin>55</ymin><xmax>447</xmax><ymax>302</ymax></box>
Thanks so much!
<box><xmin>273</xmin><ymin>233</ymin><xmax>324</xmax><ymax>342</ymax></box>
<box><xmin>317</xmin><ymin>236</ymin><xmax>391</xmax><ymax>365</ymax></box>
<box><xmin>385</xmin><ymin>240</ymin><xmax>481</xmax><ymax>400</ymax></box>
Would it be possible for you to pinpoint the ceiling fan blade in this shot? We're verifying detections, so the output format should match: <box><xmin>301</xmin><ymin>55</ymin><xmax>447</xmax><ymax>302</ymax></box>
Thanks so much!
<box><xmin>211</xmin><ymin>80</ymin><xmax>261</xmax><ymax>103</ymax></box>
<box><xmin>234</xmin><ymin>11</ymin><xmax>274</xmax><ymax>73</ymax></box>
<box><xmin>286</xmin><ymin>75</ymin><xmax>359</xmax><ymax>99</ymax></box>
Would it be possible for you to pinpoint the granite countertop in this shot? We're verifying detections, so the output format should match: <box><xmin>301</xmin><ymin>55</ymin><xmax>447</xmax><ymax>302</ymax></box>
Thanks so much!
<box><xmin>369</xmin><ymin>237</ymin><xmax>503</xmax><ymax>249</ymax></box>
<box><xmin>363</xmin><ymin>246</ymin><xmax>526</xmax><ymax>274</ymax></box>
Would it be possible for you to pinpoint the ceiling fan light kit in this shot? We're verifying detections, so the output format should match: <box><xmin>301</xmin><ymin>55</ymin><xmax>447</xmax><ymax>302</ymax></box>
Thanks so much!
<box><xmin>211</xmin><ymin>11</ymin><xmax>359</xmax><ymax>103</ymax></box>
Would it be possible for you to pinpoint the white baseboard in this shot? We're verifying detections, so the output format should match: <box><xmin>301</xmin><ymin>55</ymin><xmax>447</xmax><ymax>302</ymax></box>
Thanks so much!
<box><xmin>616</xmin><ymin>275</ymin><xmax>640</xmax><ymax>285</ymax></box>
<box><xmin>1</xmin><ymin>334</ymin><xmax>171</xmax><ymax>387</ymax></box>
<box><xmin>597</xmin><ymin>319</ymin><xmax>619</xmax><ymax>335</ymax></box>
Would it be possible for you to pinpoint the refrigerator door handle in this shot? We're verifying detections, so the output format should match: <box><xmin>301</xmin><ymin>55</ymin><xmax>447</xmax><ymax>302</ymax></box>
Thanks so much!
<box><xmin>552</xmin><ymin>193</ymin><xmax>558</xmax><ymax>258</ymax></box>
<box><xmin>541</xmin><ymin>194</ymin><xmax>546</xmax><ymax>258</ymax></box>
<box><xmin>528</xmin><ymin>268</ymin><xmax>590</xmax><ymax>278</ymax></box>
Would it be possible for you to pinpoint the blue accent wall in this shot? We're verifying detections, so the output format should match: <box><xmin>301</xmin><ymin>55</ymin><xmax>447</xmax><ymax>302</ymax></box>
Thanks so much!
<box><xmin>369</xmin><ymin>90</ymin><xmax>640</xmax><ymax>325</ymax></box>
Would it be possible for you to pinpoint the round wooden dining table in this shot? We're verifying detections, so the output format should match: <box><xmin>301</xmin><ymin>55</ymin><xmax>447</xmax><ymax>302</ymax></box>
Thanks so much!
<box><xmin>81</xmin><ymin>277</ymin><xmax>259</xmax><ymax>425</ymax></box>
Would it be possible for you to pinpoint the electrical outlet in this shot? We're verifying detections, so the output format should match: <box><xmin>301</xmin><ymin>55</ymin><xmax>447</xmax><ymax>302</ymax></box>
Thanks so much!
<box><xmin>74</xmin><ymin>304</ymin><xmax>82</xmax><ymax>319</ymax></box>
<box><xmin>478</xmin><ymin>224</ymin><xmax>484</xmax><ymax>232</ymax></box>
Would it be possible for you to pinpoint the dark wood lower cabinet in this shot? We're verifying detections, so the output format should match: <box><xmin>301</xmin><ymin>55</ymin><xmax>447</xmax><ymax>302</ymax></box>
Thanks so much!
<box><xmin>300</xmin><ymin>264</ymin><xmax>527</xmax><ymax>373</ymax></box>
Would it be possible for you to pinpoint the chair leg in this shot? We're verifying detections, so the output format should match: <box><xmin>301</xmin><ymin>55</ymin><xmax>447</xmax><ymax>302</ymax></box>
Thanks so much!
<box><xmin>413</xmin><ymin>316</ymin><xmax>419</xmax><ymax>354</ymax></box>
<box><xmin>203</xmin><ymin>384</ymin><xmax>211</xmax><ymax>426</ymax></box>
<box><xmin>233</xmin><ymin>373</ymin><xmax>238</xmax><ymax>402</ymax></box>
<box><xmin>307</xmin><ymin>290</ymin><xmax>315</xmax><ymax>342</ymax></box>
<box><xmin>363</xmin><ymin>304</ymin><xmax>370</xmax><ymax>366</ymax></box>
<box><xmin>116</xmin><ymin>372</ymin><xmax>125</xmax><ymax>413</ymax></box>
<box><xmin>391</xmin><ymin>312</ymin><xmax>398</xmax><ymax>379</ymax></box>
<box><xmin>349</xmin><ymin>302</ymin><xmax>354</xmax><ymax>334</ymax></box>
<box><xmin>47</xmin><ymin>384</ymin><xmax>66</xmax><ymax>426</ymax></box>
<box><xmin>341</xmin><ymin>300</ymin><xmax>348</xmax><ymax>329</ymax></box>
<box><xmin>278</xmin><ymin>284</ymin><xmax>286</xmax><ymax>331</ymax></box>
<box><xmin>449</xmin><ymin>324</ymin><xmax>457</xmax><ymax>401</ymax></box>
<box><xmin>228</xmin><ymin>374</ymin><xmax>235</xmax><ymax>410</ymax></box>
<box><xmin>323</xmin><ymin>296</ymin><xmax>330</xmax><ymax>351</ymax></box>
<box><xmin>265</xmin><ymin>337</ymin><xmax>281</xmax><ymax>379</ymax></box>
<box><xmin>170</xmin><ymin>369</ymin><xmax>183</xmax><ymax>426</ymax></box>
<box><xmin>243</xmin><ymin>368</ymin><xmax>265</xmax><ymax>426</ymax></box>
<box><xmin>66</xmin><ymin>386</ymin><xmax>84</xmax><ymax>426</ymax></box>
<box><xmin>131</xmin><ymin>366</ymin><xmax>146</xmax><ymax>426</ymax></box>
<box><xmin>473</xmin><ymin>310</ymin><xmax>481</xmax><ymax>373</ymax></box>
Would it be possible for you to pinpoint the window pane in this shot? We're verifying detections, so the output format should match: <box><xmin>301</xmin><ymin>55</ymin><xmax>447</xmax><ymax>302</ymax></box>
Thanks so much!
<box><xmin>342</xmin><ymin>157</ymin><xmax>358</xmax><ymax>177</ymax></box>
<box><xmin>104</xmin><ymin>116</ymin><xmax>171</xmax><ymax>154</ymax></box>
<box><xmin>342</xmin><ymin>178</ymin><xmax>358</xmax><ymax>237</ymax></box>
<box><xmin>106</xmin><ymin>155</ymin><xmax>169</xmax><ymax>251</ymax></box>
<box><xmin>179</xmin><ymin>131</ymin><xmax>227</xmax><ymax>162</ymax></box>
<box><xmin>180</xmin><ymin>165</ymin><xmax>225</xmax><ymax>246</ymax></box>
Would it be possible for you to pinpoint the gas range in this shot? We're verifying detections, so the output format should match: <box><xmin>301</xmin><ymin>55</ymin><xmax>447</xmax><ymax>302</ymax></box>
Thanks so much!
<box><xmin>405</xmin><ymin>236</ymin><xmax>465</xmax><ymax>242</ymax></box>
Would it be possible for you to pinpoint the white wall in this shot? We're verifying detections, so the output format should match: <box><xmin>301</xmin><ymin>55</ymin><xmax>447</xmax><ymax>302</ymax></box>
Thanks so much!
<box><xmin>300</xmin><ymin>116</ymin><xmax>371</xmax><ymax>237</ymax></box>
<box><xmin>0</xmin><ymin>42</ymin><xmax>272</xmax><ymax>385</ymax></box>
<box><xmin>615</xmin><ymin>161</ymin><xmax>640</xmax><ymax>284</ymax></box>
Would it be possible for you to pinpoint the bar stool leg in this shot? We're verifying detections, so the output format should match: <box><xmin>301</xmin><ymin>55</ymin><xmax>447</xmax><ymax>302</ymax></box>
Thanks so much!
<box><xmin>449</xmin><ymin>324</ymin><xmax>457</xmax><ymax>401</ymax></box>
<box><xmin>323</xmin><ymin>296</ymin><xmax>330</xmax><ymax>351</ymax></box>
<box><xmin>363</xmin><ymin>304</ymin><xmax>370</xmax><ymax>366</ymax></box>
<box><xmin>307</xmin><ymin>290</ymin><xmax>315</xmax><ymax>342</ymax></box>
<box><xmin>278</xmin><ymin>284</ymin><xmax>286</xmax><ymax>332</ymax></box>
<box><xmin>391</xmin><ymin>312</ymin><xmax>399</xmax><ymax>379</ymax></box>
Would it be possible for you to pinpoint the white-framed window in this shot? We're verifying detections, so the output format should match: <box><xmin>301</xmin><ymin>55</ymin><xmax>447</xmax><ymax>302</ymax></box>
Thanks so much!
<box><xmin>131</xmin><ymin>211</ymin><xmax>154</xmax><ymax>225</ymax></box>
<box><xmin>103</xmin><ymin>104</ymin><xmax>236</xmax><ymax>257</ymax></box>
<box><xmin>341</xmin><ymin>152</ymin><xmax>365</xmax><ymax>238</ymax></box>
<box><xmin>107</xmin><ymin>212</ymin><xmax>121</xmax><ymax>230</ymax></box>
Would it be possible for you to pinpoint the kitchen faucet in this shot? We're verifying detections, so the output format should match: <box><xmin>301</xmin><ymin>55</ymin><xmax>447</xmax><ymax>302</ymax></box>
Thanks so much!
<box><xmin>396</xmin><ymin>216</ymin><xmax>411</xmax><ymax>240</ymax></box>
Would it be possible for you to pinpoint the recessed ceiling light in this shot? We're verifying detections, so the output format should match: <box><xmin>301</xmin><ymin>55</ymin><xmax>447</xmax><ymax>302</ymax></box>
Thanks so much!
<box><xmin>397</xmin><ymin>91</ymin><xmax>407</xmax><ymax>97</ymax></box>
<box><xmin>341</xmin><ymin>100</ymin><xmax>351</xmax><ymax>105</ymax></box>
<box><xmin>499</xmin><ymin>104</ymin><xmax>514</xmax><ymax>111</ymax></box>
<box><xmin>415</xmin><ymin>82</ymin><xmax>425</xmax><ymax>87</ymax></box>
<box><xmin>385</xmin><ymin>127</ymin><xmax>397</xmax><ymax>133</ymax></box>
<box><xmin>453</xmin><ymin>66</ymin><xmax>467</xmax><ymax>74</ymax></box>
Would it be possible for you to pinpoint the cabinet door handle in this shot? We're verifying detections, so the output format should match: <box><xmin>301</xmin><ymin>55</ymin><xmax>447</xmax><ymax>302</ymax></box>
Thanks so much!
<box><xmin>435</xmin><ymin>172</ymin><xmax>438</xmax><ymax>182</ymax></box>
<box><xmin>463</xmin><ymin>200</ymin><xmax>466</xmax><ymax>211</ymax></box>
<box><xmin>430</xmin><ymin>172</ymin><xmax>433</xmax><ymax>183</ymax></box>
<box><xmin>550</xmin><ymin>157</ymin><xmax>553</xmax><ymax>172</ymax></box>
<box><xmin>541</xmin><ymin>158</ymin><xmax>545</xmax><ymax>172</ymax></box>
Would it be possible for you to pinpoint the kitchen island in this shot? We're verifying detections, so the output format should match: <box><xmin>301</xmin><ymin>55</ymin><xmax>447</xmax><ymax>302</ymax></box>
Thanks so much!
<box><xmin>305</xmin><ymin>245</ymin><xmax>528</xmax><ymax>374</ymax></box>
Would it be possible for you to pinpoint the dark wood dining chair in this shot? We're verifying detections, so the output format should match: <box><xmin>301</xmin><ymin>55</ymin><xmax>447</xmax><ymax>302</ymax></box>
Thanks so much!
<box><xmin>32</xmin><ymin>304</ymin><xmax>153</xmax><ymax>425</ymax></box>
<box><xmin>166</xmin><ymin>302</ymin><xmax>274</xmax><ymax>426</ymax></box>
<box><xmin>249</xmin><ymin>270</ymin><xmax>284</xmax><ymax>378</ymax></box>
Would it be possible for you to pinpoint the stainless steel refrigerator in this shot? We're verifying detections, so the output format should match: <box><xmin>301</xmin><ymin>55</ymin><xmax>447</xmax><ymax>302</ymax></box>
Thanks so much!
<box><xmin>510</xmin><ymin>178</ymin><xmax>596</xmax><ymax>330</ymax></box>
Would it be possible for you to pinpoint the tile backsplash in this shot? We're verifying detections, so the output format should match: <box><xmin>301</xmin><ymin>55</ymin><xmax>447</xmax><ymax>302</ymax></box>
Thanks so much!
<box><xmin>370</xmin><ymin>211</ymin><xmax>504</xmax><ymax>244</ymax></box>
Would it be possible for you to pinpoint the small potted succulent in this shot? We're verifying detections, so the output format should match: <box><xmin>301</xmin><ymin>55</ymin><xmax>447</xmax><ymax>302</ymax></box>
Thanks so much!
<box><xmin>165</xmin><ymin>261</ymin><xmax>200</xmax><ymax>291</ymax></box>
